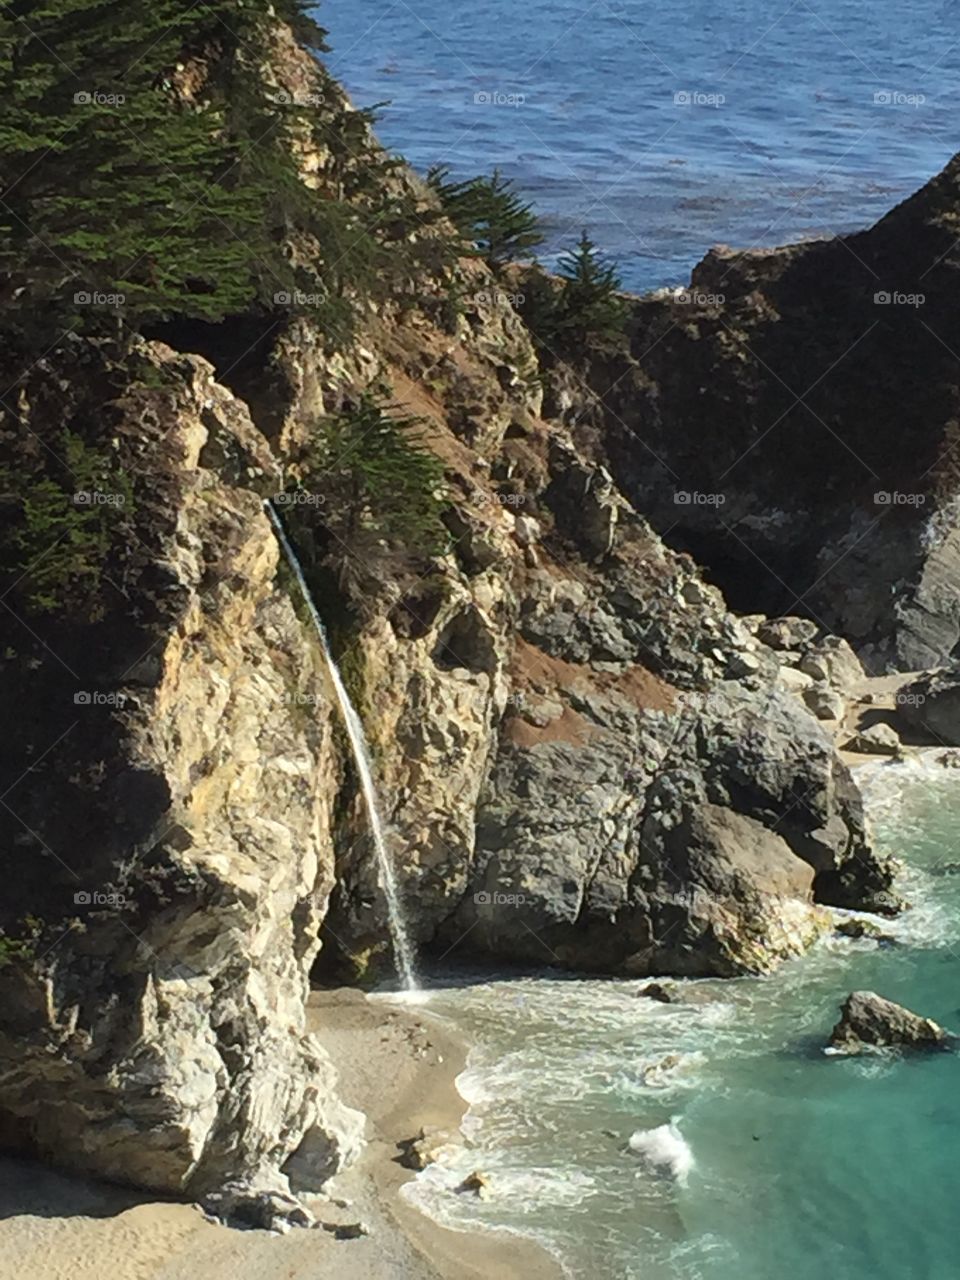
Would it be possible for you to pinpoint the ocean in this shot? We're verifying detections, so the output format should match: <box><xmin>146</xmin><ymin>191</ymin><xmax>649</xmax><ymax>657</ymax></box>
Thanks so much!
<box><xmin>394</xmin><ymin>763</ymin><xmax>960</xmax><ymax>1278</ymax></box>
<box><xmin>316</xmin><ymin>0</ymin><xmax>958</xmax><ymax>291</ymax></box>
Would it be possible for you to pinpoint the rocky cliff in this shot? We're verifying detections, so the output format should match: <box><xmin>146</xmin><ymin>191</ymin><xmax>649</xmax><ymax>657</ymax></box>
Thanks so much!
<box><xmin>0</xmin><ymin>13</ymin><xmax>907</xmax><ymax>1213</ymax></box>
<box><xmin>543</xmin><ymin>156</ymin><xmax>960</xmax><ymax>671</ymax></box>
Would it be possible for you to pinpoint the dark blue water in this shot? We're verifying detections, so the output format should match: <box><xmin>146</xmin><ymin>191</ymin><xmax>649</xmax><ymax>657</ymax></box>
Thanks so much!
<box><xmin>316</xmin><ymin>0</ymin><xmax>958</xmax><ymax>289</ymax></box>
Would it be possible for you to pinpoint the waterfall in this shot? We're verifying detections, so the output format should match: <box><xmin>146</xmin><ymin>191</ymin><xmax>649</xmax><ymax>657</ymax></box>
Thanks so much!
<box><xmin>264</xmin><ymin>500</ymin><xmax>420</xmax><ymax>992</ymax></box>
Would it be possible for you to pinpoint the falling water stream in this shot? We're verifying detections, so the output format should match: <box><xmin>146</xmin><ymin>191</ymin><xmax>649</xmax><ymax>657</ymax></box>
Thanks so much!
<box><xmin>264</xmin><ymin>500</ymin><xmax>420</xmax><ymax>991</ymax></box>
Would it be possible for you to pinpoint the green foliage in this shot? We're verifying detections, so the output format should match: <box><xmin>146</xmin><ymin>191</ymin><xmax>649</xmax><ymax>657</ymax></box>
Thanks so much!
<box><xmin>521</xmin><ymin>230</ymin><xmax>628</xmax><ymax>347</ymax></box>
<box><xmin>0</xmin><ymin>0</ymin><xmax>332</xmax><ymax>346</ymax></box>
<box><xmin>0</xmin><ymin>433</ymin><xmax>133</xmax><ymax>616</ymax></box>
<box><xmin>427</xmin><ymin>166</ymin><xmax>543</xmax><ymax>269</ymax></box>
<box><xmin>304</xmin><ymin>395</ymin><xmax>448</xmax><ymax>554</ymax></box>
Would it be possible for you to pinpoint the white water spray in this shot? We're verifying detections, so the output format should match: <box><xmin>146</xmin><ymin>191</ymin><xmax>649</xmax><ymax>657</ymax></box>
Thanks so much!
<box><xmin>264</xmin><ymin>500</ymin><xmax>420</xmax><ymax>991</ymax></box>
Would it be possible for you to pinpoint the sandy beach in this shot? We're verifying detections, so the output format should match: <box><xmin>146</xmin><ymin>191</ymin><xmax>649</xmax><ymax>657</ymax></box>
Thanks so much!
<box><xmin>0</xmin><ymin>988</ymin><xmax>563</xmax><ymax>1280</ymax></box>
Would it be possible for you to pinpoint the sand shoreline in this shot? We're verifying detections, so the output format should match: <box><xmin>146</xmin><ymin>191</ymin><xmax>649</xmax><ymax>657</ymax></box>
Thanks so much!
<box><xmin>0</xmin><ymin>986</ymin><xmax>563</xmax><ymax>1280</ymax></box>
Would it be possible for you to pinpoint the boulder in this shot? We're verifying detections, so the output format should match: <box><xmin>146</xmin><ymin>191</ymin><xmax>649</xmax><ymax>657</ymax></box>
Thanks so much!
<box><xmin>799</xmin><ymin>637</ymin><xmax>864</xmax><ymax>693</ymax></box>
<box><xmin>396</xmin><ymin>1126</ymin><xmax>460</xmax><ymax>1171</ymax></box>
<box><xmin>843</xmin><ymin>722</ymin><xmax>902</xmax><ymax>755</ymax></box>
<box><xmin>828</xmin><ymin>991</ymin><xmax>949</xmax><ymax>1054</ymax></box>
<box><xmin>757</xmin><ymin>617</ymin><xmax>820</xmax><ymax>650</ymax></box>
<box><xmin>778</xmin><ymin>665</ymin><xmax>816</xmax><ymax>693</ymax></box>
<box><xmin>834</xmin><ymin>918</ymin><xmax>896</xmax><ymax>944</ymax></box>
<box><xmin>456</xmin><ymin>1171</ymin><xmax>492</xmax><ymax>1199</ymax></box>
<box><xmin>803</xmin><ymin>685</ymin><xmax>845</xmax><ymax>722</ymax></box>
<box><xmin>201</xmin><ymin>1177</ymin><xmax>313</xmax><ymax>1231</ymax></box>
<box><xmin>637</xmin><ymin>983</ymin><xmax>675</xmax><ymax>1003</ymax></box>
<box><xmin>896</xmin><ymin>669</ymin><xmax>960</xmax><ymax>746</ymax></box>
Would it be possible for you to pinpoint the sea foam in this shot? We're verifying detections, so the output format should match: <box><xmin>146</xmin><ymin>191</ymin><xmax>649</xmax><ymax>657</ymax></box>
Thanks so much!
<box><xmin>627</xmin><ymin>1120</ymin><xmax>694</xmax><ymax>1184</ymax></box>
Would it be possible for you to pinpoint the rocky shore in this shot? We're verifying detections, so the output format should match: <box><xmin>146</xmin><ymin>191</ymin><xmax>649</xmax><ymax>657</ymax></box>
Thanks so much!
<box><xmin>0</xmin><ymin>989</ymin><xmax>561</xmax><ymax>1280</ymax></box>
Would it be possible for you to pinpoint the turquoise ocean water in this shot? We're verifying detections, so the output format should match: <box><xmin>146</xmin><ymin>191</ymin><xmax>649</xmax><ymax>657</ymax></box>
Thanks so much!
<box><xmin>390</xmin><ymin>764</ymin><xmax>960</xmax><ymax>1279</ymax></box>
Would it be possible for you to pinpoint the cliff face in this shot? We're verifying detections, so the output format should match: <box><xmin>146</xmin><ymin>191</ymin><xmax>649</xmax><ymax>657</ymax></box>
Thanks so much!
<box><xmin>547</xmin><ymin>154</ymin><xmax>960</xmax><ymax>672</ymax></box>
<box><xmin>0</xmin><ymin>17</ymin><xmax>903</xmax><ymax>1210</ymax></box>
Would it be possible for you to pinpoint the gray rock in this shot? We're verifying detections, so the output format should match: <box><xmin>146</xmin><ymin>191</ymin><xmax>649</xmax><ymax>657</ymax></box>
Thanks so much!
<box><xmin>799</xmin><ymin>637</ymin><xmax>863</xmax><ymax>693</ymax></box>
<box><xmin>803</xmin><ymin>685</ymin><xmax>845</xmax><ymax>721</ymax></box>
<box><xmin>757</xmin><ymin>617</ymin><xmax>820</xmax><ymax>651</ymax></box>
<box><xmin>896</xmin><ymin>669</ymin><xmax>960</xmax><ymax>746</ymax></box>
<box><xmin>727</xmin><ymin>651</ymin><xmax>761</xmax><ymax>678</ymax></box>
<box><xmin>843</xmin><ymin>722</ymin><xmax>902</xmax><ymax>755</ymax></box>
<box><xmin>828</xmin><ymin>991</ymin><xmax>949</xmax><ymax>1054</ymax></box>
<box><xmin>778</xmin><ymin>665</ymin><xmax>816</xmax><ymax>692</ymax></box>
<box><xmin>201</xmin><ymin>1178</ymin><xmax>313</xmax><ymax>1231</ymax></box>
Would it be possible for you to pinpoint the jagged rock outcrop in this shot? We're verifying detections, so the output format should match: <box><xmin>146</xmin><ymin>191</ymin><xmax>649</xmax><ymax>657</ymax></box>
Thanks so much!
<box><xmin>543</xmin><ymin>153</ymin><xmax>960</xmax><ymax>673</ymax></box>
<box><xmin>0</xmin><ymin>339</ymin><xmax>363</xmax><ymax>1201</ymax></box>
<box><xmin>828</xmin><ymin>991</ymin><xmax>949</xmax><ymax>1054</ymax></box>
<box><xmin>896</xmin><ymin>668</ymin><xmax>960</xmax><ymax>745</ymax></box>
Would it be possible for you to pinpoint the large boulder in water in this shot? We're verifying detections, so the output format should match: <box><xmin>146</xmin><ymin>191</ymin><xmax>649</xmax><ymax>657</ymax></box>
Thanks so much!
<box><xmin>828</xmin><ymin>991</ymin><xmax>949</xmax><ymax>1054</ymax></box>
<box><xmin>896</xmin><ymin>669</ymin><xmax>960</xmax><ymax>745</ymax></box>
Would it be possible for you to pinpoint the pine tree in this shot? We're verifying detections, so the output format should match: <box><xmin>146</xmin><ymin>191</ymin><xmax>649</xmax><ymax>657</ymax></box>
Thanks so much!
<box><xmin>553</xmin><ymin>230</ymin><xmax>627</xmax><ymax>341</ymax></box>
<box><xmin>303</xmin><ymin>395</ymin><xmax>448</xmax><ymax>553</ymax></box>
<box><xmin>427</xmin><ymin>166</ymin><xmax>542</xmax><ymax>269</ymax></box>
<box><xmin>0</xmin><ymin>0</ymin><xmax>322</xmax><ymax>345</ymax></box>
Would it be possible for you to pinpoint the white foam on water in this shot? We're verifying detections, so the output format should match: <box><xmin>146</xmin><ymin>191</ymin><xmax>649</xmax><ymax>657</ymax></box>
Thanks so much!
<box><xmin>627</xmin><ymin>1121</ymin><xmax>695</xmax><ymax>1185</ymax></box>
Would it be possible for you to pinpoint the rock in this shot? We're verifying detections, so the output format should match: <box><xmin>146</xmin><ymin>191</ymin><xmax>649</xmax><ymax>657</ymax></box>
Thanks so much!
<box><xmin>896</xmin><ymin>669</ymin><xmax>960</xmax><ymax>745</ymax></box>
<box><xmin>834</xmin><ymin>918</ymin><xmax>896</xmax><ymax>944</ymax></box>
<box><xmin>803</xmin><ymin>685</ymin><xmax>845</xmax><ymax>721</ymax></box>
<box><xmin>843</xmin><ymin>722</ymin><xmax>902</xmax><ymax>755</ymax></box>
<box><xmin>757</xmin><ymin>617</ymin><xmax>820</xmax><ymax>651</ymax></box>
<box><xmin>201</xmin><ymin>1178</ymin><xmax>313</xmax><ymax>1232</ymax></box>
<box><xmin>456</xmin><ymin>1171</ymin><xmax>491</xmax><ymax>1199</ymax></box>
<box><xmin>727</xmin><ymin>651</ymin><xmax>761</xmax><ymax>678</ymax></box>
<box><xmin>396</xmin><ymin>1127</ymin><xmax>460</xmax><ymax>1171</ymax></box>
<box><xmin>799</xmin><ymin>654</ymin><xmax>830</xmax><ymax>682</ymax></box>
<box><xmin>321</xmin><ymin>1221</ymin><xmax>369</xmax><ymax>1240</ymax></box>
<box><xmin>828</xmin><ymin>991</ymin><xmax>949</xmax><ymax>1054</ymax></box>
<box><xmin>799</xmin><ymin>638</ymin><xmax>864</xmax><ymax>693</ymax></box>
<box><xmin>637</xmin><ymin>983</ymin><xmax>675</xmax><ymax>1003</ymax></box>
<box><xmin>778</xmin><ymin>665</ymin><xmax>816</xmax><ymax>693</ymax></box>
<box><xmin>639</xmin><ymin>1053</ymin><xmax>685</xmax><ymax>1087</ymax></box>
